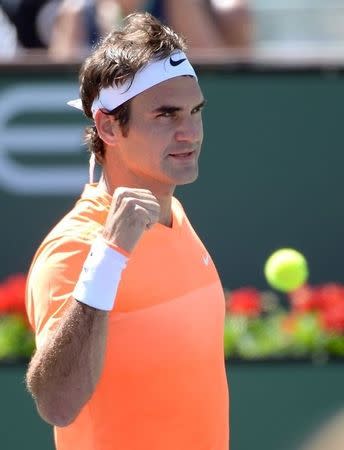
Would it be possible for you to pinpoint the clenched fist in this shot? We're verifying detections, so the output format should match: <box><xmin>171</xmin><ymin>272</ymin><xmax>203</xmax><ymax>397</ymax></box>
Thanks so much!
<box><xmin>102</xmin><ymin>188</ymin><xmax>160</xmax><ymax>253</ymax></box>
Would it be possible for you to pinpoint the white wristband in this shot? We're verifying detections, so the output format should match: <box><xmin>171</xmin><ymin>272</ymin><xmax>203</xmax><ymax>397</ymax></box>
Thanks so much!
<box><xmin>73</xmin><ymin>236</ymin><xmax>128</xmax><ymax>311</ymax></box>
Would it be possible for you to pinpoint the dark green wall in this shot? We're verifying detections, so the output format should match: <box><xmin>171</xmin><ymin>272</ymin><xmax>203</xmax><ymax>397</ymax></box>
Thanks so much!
<box><xmin>2</xmin><ymin>362</ymin><xmax>343</xmax><ymax>450</ymax></box>
<box><xmin>228</xmin><ymin>361</ymin><xmax>344</xmax><ymax>450</ymax></box>
<box><xmin>179</xmin><ymin>70</ymin><xmax>344</xmax><ymax>290</ymax></box>
<box><xmin>1</xmin><ymin>364</ymin><xmax>53</xmax><ymax>448</ymax></box>
<box><xmin>1</xmin><ymin>65</ymin><xmax>344</xmax><ymax>290</ymax></box>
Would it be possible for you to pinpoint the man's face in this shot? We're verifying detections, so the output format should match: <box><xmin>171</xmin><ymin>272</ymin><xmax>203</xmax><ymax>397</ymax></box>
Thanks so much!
<box><xmin>110</xmin><ymin>76</ymin><xmax>205</xmax><ymax>192</ymax></box>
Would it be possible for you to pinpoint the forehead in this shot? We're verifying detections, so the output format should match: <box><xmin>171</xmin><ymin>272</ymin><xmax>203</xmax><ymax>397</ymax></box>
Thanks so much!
<box><xmin>132</xmin><ymin>76</ymin><xmax>203</xmax><ymax>109</ymax></box>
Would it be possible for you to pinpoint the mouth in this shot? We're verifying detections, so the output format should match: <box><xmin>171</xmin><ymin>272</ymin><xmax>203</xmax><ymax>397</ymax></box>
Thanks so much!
<box><xmin>168</xmin><ymin>151</ymin><xmax>196</xmax><ymax>160</ymax></box>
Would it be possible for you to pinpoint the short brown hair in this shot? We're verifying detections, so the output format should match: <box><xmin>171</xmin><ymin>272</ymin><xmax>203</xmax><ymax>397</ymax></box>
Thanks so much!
<box><xmin>80</xmin><ymin>12</ymin><xmax>186</xmax><ymax>162</ymax></box>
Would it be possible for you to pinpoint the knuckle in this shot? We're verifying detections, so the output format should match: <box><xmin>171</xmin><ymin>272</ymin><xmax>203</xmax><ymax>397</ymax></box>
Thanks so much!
<box><xmin>133</xmin><ymin>209</ymin><xmax>148</xmax><ymax>226</ymax></box>
<box><xmin>134</xmin><ymin>205</ymin><xmax>145</xmax><ymax>216</ymax></box>
<box><xmin>114</xmin><ymin>186</ymin><xmax>125</xmax><ymax>198</ymax></box>
<box><xmin>113</xmin><ymin>188</ymin><xmax>126</xmax><ymax>206</ymax></box>
<box><xmin>123</xmin><ymin>197</ymin><xmax>136</xmax><ymax>210</ymax></box>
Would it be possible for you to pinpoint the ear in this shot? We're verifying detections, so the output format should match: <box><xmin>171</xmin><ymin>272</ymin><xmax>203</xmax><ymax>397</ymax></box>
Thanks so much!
<box><xmin>94</xmin><ymin>110</ymin><xmax>119</xmax><ymax>146</ymax></box>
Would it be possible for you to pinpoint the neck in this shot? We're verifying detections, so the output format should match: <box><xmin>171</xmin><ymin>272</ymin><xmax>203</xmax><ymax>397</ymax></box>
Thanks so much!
<box><xmin>97</xmin><ymin>174</ymin><xmax>174</xmax><ymax>227</ymax></box>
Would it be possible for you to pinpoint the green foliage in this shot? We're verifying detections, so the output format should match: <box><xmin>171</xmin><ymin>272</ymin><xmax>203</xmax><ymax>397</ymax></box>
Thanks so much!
<box><xmin>224</xmin><ymin>312</ymin><xmax>343</xmax><ymax>361</ymax></box>
<box><xmin>0</xmin><ymin>315</ymin><xmax>35</xmax><ymax>360</ymax></box>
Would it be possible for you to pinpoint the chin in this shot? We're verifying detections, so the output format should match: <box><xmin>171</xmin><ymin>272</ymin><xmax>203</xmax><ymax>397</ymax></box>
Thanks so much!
<box><xmin>174</xmin><ymin>169</ymin><xmax>199</xmax><ymax>186</ymax></box>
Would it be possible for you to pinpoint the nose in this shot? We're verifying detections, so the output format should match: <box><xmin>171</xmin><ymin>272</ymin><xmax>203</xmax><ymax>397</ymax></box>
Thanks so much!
<box><xmin>175</xmin><ymin>116</ymin><xmax>203</xmax><ymax>144</ymax></box>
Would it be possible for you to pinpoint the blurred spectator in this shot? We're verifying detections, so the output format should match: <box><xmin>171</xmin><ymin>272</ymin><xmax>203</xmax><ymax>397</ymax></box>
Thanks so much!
<box><xmin>48</xmin><ymin>0</ymin><xmax>252</xmax><ymax>61</ymax></box>
<box><xmin>119</xmin><ymin>0</ymin><xmax>252</xmax><ymax>49</ymax></box>
<box><xmin>49</xmin><ymin>0</ymin><xmax>122</xmax><ymax>60</ymax></box>
<box><xmin>0</xmin><ymin>0</ymin><xmax>59</xmax><ymax>49</ymax></box>
<box><xmin>2</xmin><ymin>0</ymin><xmax>344</xmax><ymax>60</ymax></box>
<box><xmin>0</xmin><ymin>5</ymin><xmax>17</xmax><ymax>57</ymax></box>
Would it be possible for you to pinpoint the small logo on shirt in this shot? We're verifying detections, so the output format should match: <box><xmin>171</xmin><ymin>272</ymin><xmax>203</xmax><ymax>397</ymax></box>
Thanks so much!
<box><xmin>202</xmin><ymin>253</ymin><xmax>210</xmax><ymax>266</ymax></box>
<box><xmin>170</xmin><ymin>57</ymin><xmax>186</xmax><ymax>67</ymax></box>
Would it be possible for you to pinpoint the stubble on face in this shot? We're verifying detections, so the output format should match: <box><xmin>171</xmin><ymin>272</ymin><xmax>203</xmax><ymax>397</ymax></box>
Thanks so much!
<box><xmin>104</xmin><ymin>76</ymin><xmax>205</xmax><ymax>194</ymax></box>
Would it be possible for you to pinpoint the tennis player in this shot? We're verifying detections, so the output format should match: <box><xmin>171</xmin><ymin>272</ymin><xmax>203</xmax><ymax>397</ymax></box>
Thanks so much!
<box><xmin>26</xmin><ymin>12</ymin><xmax>229</xmax><ymax>450</ymax></box>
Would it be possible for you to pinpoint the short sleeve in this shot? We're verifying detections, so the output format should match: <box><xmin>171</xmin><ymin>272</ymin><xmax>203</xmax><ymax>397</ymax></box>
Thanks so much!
<box><xmin>26</xmin><ymin>239</ymin><xmax>91</xmax><ymax>349</ymax></box>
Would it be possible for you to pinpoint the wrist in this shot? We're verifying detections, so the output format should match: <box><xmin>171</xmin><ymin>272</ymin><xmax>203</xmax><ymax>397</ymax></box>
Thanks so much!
<box><xmin>73</xmin><ymin>236</ymin><xmax>129</xmax><ymax>311</ymax></box>
<box><xmin>102</xmin><ymin>237</ymin><xmax>131</xmax><ymax>258</ymax></box>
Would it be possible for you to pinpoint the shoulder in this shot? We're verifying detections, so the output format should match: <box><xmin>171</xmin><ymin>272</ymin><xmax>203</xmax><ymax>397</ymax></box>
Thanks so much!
<box><xmin>26</xmin><ymin>224</ymin><xmax>97</xmax><ymax>331</ymax></box>
<box><xmin>27</xmin><ymin>204</ymin><xmax>104</xmax><ymax>299</ymax></box>
<box><xmin>31</xmin><ymin>188</ymin><xmax>108</xmax><ymax>269</ymax></box>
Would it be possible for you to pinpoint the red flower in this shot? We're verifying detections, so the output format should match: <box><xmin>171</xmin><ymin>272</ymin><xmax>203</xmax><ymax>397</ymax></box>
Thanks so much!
<box><xmin>0</xmin><ymin>286</ymin><xmax>12</xmax><ymax>313</ymax></box>
<box><xmin>0</xmin><ymin>274</ymin><xmax>27</xmax><ymax>315</ymax></box>
<box><xmin>226</xmin><ymin>287</ymin><xmax>261</xmax><ymax>317</ymax></box>
<box><xmin>321</xmin><ymin>303</ymin><xmax>344</xmax><ymax>334</ymax></box>
<box><xmin>317</xmin><ymin>284</ymin><xmax>344</xmax><ymax>311</ymax></box>
<box><xmin>289</xmin><ymin>285</ymin><xmax>321</xmax><ymax>312</ymax></box>
<box><xmin>289</xmin><ymin>283</ymin><xmax>344</xmax><ymax>313</ymax></box>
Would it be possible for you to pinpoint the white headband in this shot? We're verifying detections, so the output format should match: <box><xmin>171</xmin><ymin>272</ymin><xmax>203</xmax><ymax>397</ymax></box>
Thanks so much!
<box><xmin>67</xmin><ymin>50</ymin><xmax>197</xmax><ymax>115</ymax></box>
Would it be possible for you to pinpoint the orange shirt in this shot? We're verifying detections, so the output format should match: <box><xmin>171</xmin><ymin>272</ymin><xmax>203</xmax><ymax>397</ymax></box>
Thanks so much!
<box><xmin>26</xmin><ymin>184</ymin><xmax>229</xmax><ymax>450</ymax></box>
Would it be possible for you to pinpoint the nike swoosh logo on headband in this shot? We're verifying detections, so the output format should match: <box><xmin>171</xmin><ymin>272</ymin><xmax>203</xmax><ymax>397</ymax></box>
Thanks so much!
<box><xmin>169</xmin><ymin>57</ymin><xmax>187</xmax><ymax>67</ymax></box>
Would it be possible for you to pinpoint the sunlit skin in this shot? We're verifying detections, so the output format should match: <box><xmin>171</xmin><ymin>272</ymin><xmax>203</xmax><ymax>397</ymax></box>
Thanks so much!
<box><xmin>96</xmin><ymin>76</ymin><xmax>205</xmax><ymax>225</ymax></box>
<box><xmin>25</xmin><ymin>78</ymin><xmax>205</xmax><ymax>428</ymax></box>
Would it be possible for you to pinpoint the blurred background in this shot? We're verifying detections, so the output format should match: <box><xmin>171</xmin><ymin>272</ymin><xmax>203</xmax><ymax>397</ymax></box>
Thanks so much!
<box><xmin>0</xmin><ymin>1</ymin><xmax>344</xmax><ymax>449</ymax></box>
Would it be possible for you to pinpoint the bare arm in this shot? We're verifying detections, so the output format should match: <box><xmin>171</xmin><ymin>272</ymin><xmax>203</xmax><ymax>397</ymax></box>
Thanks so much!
<box><xmin>26</xmin><ymin>186</ymin><xmax>160</xmax><ymax>427</ymax></box>
<box><xmin>26</xmin><ymin>300</ymin><xmax>108</xmax><ymax>427</ymax></box>
<box><xmin>165</xmin><ymin>0</ymin><xmax>225</xmax><ymax>49</ymax></box>
<box><xmin>48</xmin><ymin>0</ymin><xmax>87</xmax><ymax>61</ymax></box>
<box><xmin>209</xmin><ymin>0</ymin><xmax>252</xmax><ymax>49</ymax></box>
<box><xmin>165</xmin><ymin>0</ymin><xmax>252</xmax><ymax>49</ymax></box>
<box><xmin>115</xmin><ymin>0</ymin><xmax>147</xmax><ymax>16</ymax></box>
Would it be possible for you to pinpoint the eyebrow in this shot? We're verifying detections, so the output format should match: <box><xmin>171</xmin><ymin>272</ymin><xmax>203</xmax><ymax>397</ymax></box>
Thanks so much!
<box><xmin>152</xmin><ymin>99</ymin><xmax>207</xmax><ymax>114</ymax></box>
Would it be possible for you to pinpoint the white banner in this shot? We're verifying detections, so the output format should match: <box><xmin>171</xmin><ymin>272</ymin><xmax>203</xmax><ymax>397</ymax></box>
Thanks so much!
<box><xmin>0</xmin><ymin>83</ymin><xmax>88</xmax><ymax>195</ymax></box>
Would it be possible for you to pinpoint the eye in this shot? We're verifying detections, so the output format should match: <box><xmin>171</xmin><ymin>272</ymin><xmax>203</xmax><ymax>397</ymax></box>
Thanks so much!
<box><xmin>157</xmin><ymin>111</ymin><xmax>175</xmax><ymax>118</ymax></box>
<box><xmin>192</xmin><ymin>105</ymin><xmax>204</xmax><ymax>115</ymax></box>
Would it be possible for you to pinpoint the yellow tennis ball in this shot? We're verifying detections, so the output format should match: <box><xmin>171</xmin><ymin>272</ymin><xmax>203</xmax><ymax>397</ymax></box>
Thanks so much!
<box><xmin>264</xmin><ymin>248</ymin><xmax>309</xmax><ymax>293</ymax></box>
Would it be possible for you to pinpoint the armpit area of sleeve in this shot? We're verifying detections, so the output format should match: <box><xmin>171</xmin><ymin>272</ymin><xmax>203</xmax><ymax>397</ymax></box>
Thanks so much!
<box><xmin>26</xmin><ymin>239</ymin><xmax>90</xmax><ymax>350</ymax></box>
